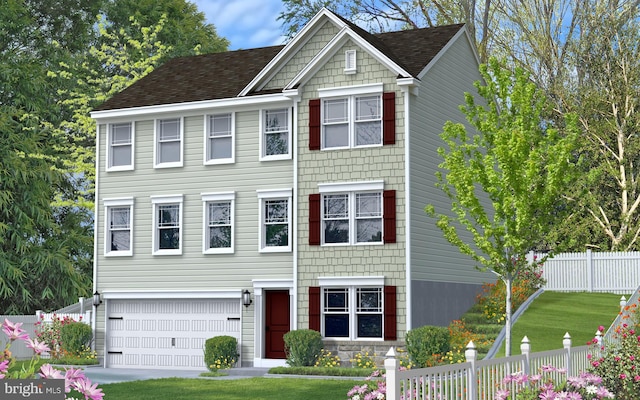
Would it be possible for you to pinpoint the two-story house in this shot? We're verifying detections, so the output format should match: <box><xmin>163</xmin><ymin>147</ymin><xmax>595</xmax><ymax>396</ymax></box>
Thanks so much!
<box><xmin>90</xmin><ymin>8</ymin><xmax>493</xmax><ymax>370</ymax></box>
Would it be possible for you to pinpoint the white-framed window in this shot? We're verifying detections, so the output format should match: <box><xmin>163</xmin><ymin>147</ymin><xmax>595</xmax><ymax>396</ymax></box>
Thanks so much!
<box><xmin>107</xmin><ymin>122</ymin><xmax>134</xmax><ymax>171</ymax></box>
<box><xmin>260</xmin><ymin>108</ymin><xmax>291</xmax><ymax>160</ymax></box>
<box><xmin>202</xmin><ymin>192</ymin><xmax>234</xmax><ymax>254</ymax></box>
<box><xmin>323</xmin><ymin>95</ymin><xmax>381</xmax><ymax>149</ymax></box>
<box><xmin>154</xmin><ymin>118</ymin><xmax>183</xmax><ymax>168</ymax></box>
<box><xmin>320</xmin><ymin>181</ymin><xmax>384</xmax><ymax>245</ymax></box>
<box><xmin>104</xmin><ymin>198</ymin><xmax>134</xmax><ymax>256</ymax></box>
<box><xmin>319</xmin><ymin>84</ymin><xmax>383</xmax><ymax>149</ymax></box>
<box><xmin>322</xmin><ymin>284</ymin><xmax>384</xmax><ymax>339</ymax></box>
<box><xmin>151</xmin><ymin>195</ymin><xmax>183</xmax><ymax>255</ymax></box>
<box><xmin>257</xmin><ymin>189</ymin><xmax>292</xmax><ymax>252</ymax></box>
<box><xmin>205</xmin><ymin>113</ymin><xmax>234</xmax><ymax>164</ymax></box>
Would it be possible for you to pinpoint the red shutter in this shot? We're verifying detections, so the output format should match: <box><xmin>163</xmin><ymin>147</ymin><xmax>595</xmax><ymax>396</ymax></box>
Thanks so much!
<box><xmin>384</xmin><ymin>285</ymin><xmax>397</xmax><ymax>340</ymax></box>
<box><xmin>309</xmin><ymin>99</ymin><xmax>321</xmax><ymax>150</ymax></box>
<box><xmin>309</xmin><ymin>286</ymin><xmax>321</xmax><ymax>331</ymax></box>
<box><xmin>309</xmin><ymin>194</ymin><xmax>321</xmax><ymax>245</ymax></box>
<box><xmin>383</xmin><ymin>92</ymin><xmax>396</xmax><ymax>145</ymax></box>
<box><xmin>383</xmin><ymin>190</ymin><xmax>396</xmax><ymax>243</ymax></box>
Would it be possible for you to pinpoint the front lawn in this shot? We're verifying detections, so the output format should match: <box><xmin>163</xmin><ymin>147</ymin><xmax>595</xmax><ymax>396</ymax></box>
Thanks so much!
<box><xmin>100</xmin><ymin>377</ymin><xmax>361</xmax><ymax>400</ymax></box>
<box><xmin>499</xmin><ymin>291</ymin><xmax>623</xmax><ymax>356</ymax></box>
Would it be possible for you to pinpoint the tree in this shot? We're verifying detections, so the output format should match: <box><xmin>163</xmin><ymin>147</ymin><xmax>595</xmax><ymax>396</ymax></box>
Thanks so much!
<box><xmin>565</xmin><ymin>5</ymin><xmax>640</xmax><ymax>250</ymax></box>
<box><xmin>426</xmin><ymin>59</ymin><xmax>579</xmax><ymax>355</ymax></box>
<box><xmin>52</xmin><ymin>15</ymin><xmax>172</xmax><ymax>210</ymax></box>
<box><xmin>280</xmin><ymin>0</ymin><xmax>495</xmax><ymax>61</ymax></box>
<box><xmin>0</xmin><ymin>0</ymin><xmax>99</xmax><ymax>313</ymax></box>
<box><xmin>101</xmin><ymin>0</ymin><xmax>228</xmax><ymax>60</ymax></box>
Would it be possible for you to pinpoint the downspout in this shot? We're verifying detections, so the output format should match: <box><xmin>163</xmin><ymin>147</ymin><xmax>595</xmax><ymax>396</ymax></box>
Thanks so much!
<box><xmin>403</xmin><ymin>89</ymin><xmax>412</xmax><ymax>332</ymax></box>
<box><xmin>92</xmin><ymin>122</ymin><xmax>101</xmax><ymax>365</ymax></box>
<box><xmin>292</xmin><ymin>96</ymin><xmax>300</xmax><ymax>329</ymax></box>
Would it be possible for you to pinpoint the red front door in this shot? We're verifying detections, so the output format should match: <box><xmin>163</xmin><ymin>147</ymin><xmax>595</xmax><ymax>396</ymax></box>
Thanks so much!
<box><xmin>265</xmin><ymin>290</ymin><xmax>290</xmax><ymax>359</ymax></box>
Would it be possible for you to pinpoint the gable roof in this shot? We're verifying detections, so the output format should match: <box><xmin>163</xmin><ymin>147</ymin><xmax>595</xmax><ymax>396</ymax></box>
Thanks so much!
<box><xmin>94</xmin><ymin>16</ymin><xmax>465</xmax><ymax>112</ymax></box>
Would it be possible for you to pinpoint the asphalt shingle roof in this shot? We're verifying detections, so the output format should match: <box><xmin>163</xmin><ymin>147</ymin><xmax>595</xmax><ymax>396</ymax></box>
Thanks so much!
<box><xmin>94</xmin><ymin>22</ymin><xmax>464</xmax><ymax>112</ymax></box>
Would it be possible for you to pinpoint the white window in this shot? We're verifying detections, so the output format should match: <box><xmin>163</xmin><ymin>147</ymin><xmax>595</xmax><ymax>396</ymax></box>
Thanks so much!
<box><xmin>257</xmin><ymin>189</ymin><xmax>292</xmax><ymax>252</ymax></box>
<box><xmin>151</xmin><ymin>195</ymin><xmax>183</xmax><ymax>255</ymax></box>
<box><xmin>205</xmin><ymin>113</ymin><xmax>234</xmax><ymax>164</ymax></box>
<box><xmin>155</xmin><ymin>118</ymin><xmax>183</xmax><ymax>167</ymax></box>
<box><xmin>321</xmin><ymin>181</ymin><xmax>383</xmax><ymax>245</ymax></box>
<box><xmin>323</xmin><ymin>95</ymin><xmax>381</xmax><ymax>149</ymax></box>
<box><xmin>104</xmin><ymin>198</ymin><xmax>134</xmax><ymax>256</ymax></box>
<box><xmin>202</xmin><ymin>192</ymin><xmax>234</xmax><ymax>254</ymax></box>
<box><xmin>107</xmin><ymin>122</ymin><xmax>134</xmax><ymax>171</ymax></box>
<box><xmin>260</xmin><ymin>108</ymin><xmax>291</xmax><ymax>160</ymax></box>
<box><xmin>323</xmin><ymin>286</ymin><xmax>383</xmax><ymax>339</ymax></box>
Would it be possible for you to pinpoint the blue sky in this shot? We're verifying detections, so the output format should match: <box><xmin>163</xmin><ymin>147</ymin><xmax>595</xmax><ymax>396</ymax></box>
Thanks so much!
<box><xmin>192</xmin><ymin>0</ymin><xmax>288</xmax><ymax>50</ymax></box>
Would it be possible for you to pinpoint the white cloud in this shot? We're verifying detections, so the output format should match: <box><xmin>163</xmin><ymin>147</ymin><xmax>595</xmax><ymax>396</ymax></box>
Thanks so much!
<box><xmin>191</xmin><ymin>0</ymin><xmax>285</xmax><ymax>49</ymax></box>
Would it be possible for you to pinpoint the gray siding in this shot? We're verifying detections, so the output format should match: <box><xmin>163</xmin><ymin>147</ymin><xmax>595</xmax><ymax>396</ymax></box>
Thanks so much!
<box><xmin>408</xmin><ymin>33</ymin><xmax>494</xmax><ymax>326</ymax></box>
<box><xmin>96</xmin><ymin>106</ymin><xmax>294</xmax><ymax>364</ymax></box>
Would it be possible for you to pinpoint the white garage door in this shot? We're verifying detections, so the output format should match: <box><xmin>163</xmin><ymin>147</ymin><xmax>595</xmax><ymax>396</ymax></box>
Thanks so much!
<box><xmin>106</xmin><ymin>299</ymin><xmax>241</xmax><ymax>369</ymax></box>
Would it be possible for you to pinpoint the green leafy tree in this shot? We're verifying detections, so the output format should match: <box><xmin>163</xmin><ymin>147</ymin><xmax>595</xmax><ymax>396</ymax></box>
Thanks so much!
<box><xmin>565</xmin><ymin>5</ymin><xmax>640</xmax><ymax>250</ymax></box>
<box><xmin>426</xmin><ymin>58</ymin><xmax>579</xmax><ymax>355</ymax></box>
<box><xmin>101</xmin><ymin>0</ymin><xmax>228</xmax><ymax>60</ymax></box>
<box><xmin>0</xmin><ymin>0</ymin><xmax>97</xmax><ymax>313</ymax></box>
<box><xmin>51</xmin><ymin>15</ymin><xmax>172</xmax><ymax>209</ymax></box>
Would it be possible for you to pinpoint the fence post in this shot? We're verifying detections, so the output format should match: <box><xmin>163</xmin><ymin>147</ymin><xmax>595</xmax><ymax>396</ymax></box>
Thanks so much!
<box><xmin>520</xmin><ymin>336</ymin><xmax>531</xmax><ymax>377</ymax></box>
<box><xmin>620</xmin><ymin>296</ymin><xmax>627</xmax><ymax>313</ymax></box>
<box><xmin>465</xmin><ymin>341</ymin><xmax>477</xmax><ymax>400</ymax></box>
<box><xmin>385</xmin><ymin>347</ymin><xmax>399</xmax><ymax>400</ymax></box>
<box><xmin>586</xmin><ymin>249</ymin><xmax>593</xmax><ymax>292</ymax></box>
<box><xmin>563</xmin><ymin>333</ymin><xmax>572</xmax><ymax>375</ymax></box>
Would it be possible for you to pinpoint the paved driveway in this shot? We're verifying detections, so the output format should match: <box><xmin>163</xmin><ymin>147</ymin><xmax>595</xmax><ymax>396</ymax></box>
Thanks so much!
<box><xmin>83</xmin><ymin>366</ymin><xmax>269</xmax><ymax>384</ymax></box>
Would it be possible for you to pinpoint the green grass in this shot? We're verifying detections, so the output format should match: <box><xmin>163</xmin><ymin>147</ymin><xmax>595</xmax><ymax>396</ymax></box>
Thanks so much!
<box><xmin>497</xmin><ymin>291</ymin><xmax>624</xmax><ymax>357</ymax></box>
<box><xmin>100</xmin><ymin>377</ymin><xmax>361</xmax><ymax>400</ymax></box>
<box><xmin>268</xmin><ymin>366</ymin><xmax>374</xmax><ymax>376</ymax></box>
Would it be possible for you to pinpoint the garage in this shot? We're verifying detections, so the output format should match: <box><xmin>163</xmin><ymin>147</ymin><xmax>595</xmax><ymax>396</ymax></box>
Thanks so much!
<box><xmin>106</xmin><ymin>299</ymin><xmax>241</xmax><ymax>369</ymax></box>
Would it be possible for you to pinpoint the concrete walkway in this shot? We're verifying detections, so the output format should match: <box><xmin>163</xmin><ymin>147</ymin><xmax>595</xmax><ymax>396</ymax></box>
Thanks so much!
<box><xmin>82</xmin><ymin>366</ymin><xmax>270</xmax><ymax>384</ymax></box>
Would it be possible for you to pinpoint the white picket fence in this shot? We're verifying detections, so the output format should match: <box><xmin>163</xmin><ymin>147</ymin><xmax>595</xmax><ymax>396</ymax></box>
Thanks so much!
<box><xmin>0</xmin><ymin>309</ymin><xmax>91</xmax><ymax>359</ymax></box>
<box><xmin>532</xmin><ymin>250</ymin><xmax>640</xmax><ymax>294</ymax></box>
<box><xmin>385</xmin><ymin>334</ymin><xmax>594</xmax><ymax>400</ymax></box>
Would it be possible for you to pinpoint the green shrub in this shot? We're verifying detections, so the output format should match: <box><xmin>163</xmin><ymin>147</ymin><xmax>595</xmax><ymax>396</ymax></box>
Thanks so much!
<box><xmin>283</xmin><ymin>329</ymin><xmax>322</xmax><ymax>367</ymax></box>
<box><xmin>406</xmin><ymin>325</ymin><xmax>451</xmax><ymax>367</ymax></box>
<box><xmin>204</xmin><ymin>336</ymin><xmax>238</xmax><ymax>371</ymax></box>
<box><xmin>59</xmin><ymin>322</ymin><xmax>93</xmax><ymax>356</ymax></box>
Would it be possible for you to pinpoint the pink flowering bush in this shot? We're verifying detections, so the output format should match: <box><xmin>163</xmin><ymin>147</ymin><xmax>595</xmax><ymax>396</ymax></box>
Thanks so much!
<box><xmin>2</xmin><ymin>319</ymin><xmax>103</xmax><ymax>400</ymax></box>
<box><xmin>35</xmin><ymin>313</ymin><xmax>78</xmax><ymax>359</ymax></box>
<box><xmin>347</xmin><ymin>369</ymin><xmax>386</xmax><ymax>400</ymax></box>
<box><xmin>494</xmin><ymin>365</ymin><xmax>613</xmax><ymax>400</ymax></box>
<box><xmin>588</xmin><ymin>320</ymin><xmax>640</xmax><ymax>399</ymax></box>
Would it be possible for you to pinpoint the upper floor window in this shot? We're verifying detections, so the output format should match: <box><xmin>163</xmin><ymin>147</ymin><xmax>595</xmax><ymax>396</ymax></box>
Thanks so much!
<box><xmin>323</xmin><ymin>191</ymin><xmax>382</xmax><ymax>244</ymax></box>
<box><xmin>104</xmin><ymin>198</ymin><xmax>134</xmax><ymax>256</ymax></box>
<box><xmin>202</xmin><ymin>192</ymin><xmax>234</xmax><ymax>254</ymax></box>
<box><xmin>261</xmin><ymin>108</ymin><xmax>291</xmax><ymax>161</ymax></box>
<box><xmin>155</xmin><ymin>118</ymin><xmax>183</xmax><ymax>168</ymax></box>
<box><xmin>107</xmin><ymin>122</ymin><xmax>134</xmax><ymax>171</ymax></box>
<box><xmin>151</xmin><ymin>195</ymin><xmax>183</xmax><ymax>255</ymax></box>
<box><xmin>323</xmin><ymin>95</ymin><xmax>381</xmax><ymax>148</ymax></box>
<box><xmin>308</xmin><ymin>181</ymin><xmax>396</xmax><ymax>246</ymax></box>
<box><xmin>308</xmin><ymin>85</ymin><xmax>395</xmax><ymax>151</ymax></box>
<box><xmin>205</xmin><ymin>113</ymin><xmax>234</xmax><ymax>164</ymax></box>
<box><xmin>257</xmin><ymin>189</ymin><xmax>292</xmax><ymax>252</ymax></box>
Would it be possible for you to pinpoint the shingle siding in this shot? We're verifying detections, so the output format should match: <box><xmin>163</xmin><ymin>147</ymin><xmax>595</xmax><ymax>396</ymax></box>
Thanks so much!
<box><xmin>264</xmin><ymin>21</ymin><xmax>340</xmax><ymax>91</ymax></box>
<box><xmin>294</xmin><ymin>40</ymin><xmax>407</xmax><ymax>336</ymax></box>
